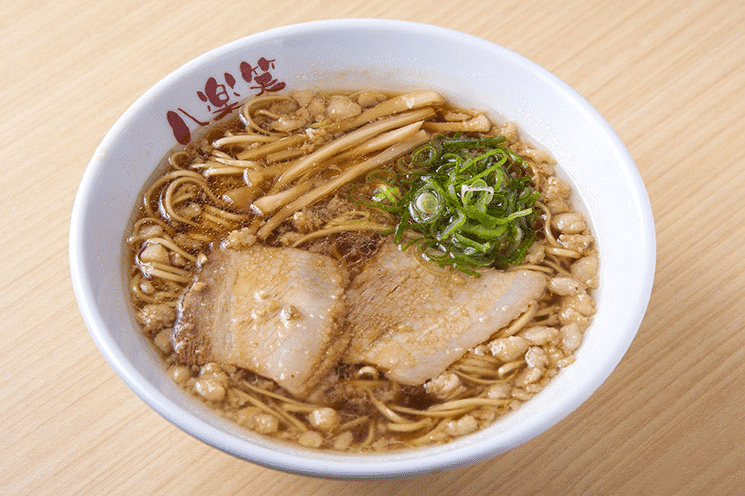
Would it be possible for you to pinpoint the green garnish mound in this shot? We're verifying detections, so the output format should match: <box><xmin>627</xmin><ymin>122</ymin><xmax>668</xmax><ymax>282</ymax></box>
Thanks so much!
<box><xmin>356</xmin><ymin>135</ymin><xmax>541</xmax><ymax>275</ymax></box>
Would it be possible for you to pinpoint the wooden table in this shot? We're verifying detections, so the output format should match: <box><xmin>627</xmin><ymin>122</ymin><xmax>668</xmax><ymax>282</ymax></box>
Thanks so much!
<box><xmin>3</xmin><ymin>0</ymin><xmax>744</xmax><ymax>494</ymax></box>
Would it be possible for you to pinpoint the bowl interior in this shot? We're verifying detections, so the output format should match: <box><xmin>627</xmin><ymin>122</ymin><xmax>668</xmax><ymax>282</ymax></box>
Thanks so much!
<box><xmin>70</xmin><ymin>19</ymin><xmax>655</xmax><ymax>479</ymax></box>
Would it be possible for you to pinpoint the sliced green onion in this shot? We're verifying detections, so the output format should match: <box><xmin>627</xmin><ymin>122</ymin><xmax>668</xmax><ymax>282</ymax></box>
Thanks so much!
<box><xmin>354</xmin><ymin>134</ymin><xmax>541</xmax><ymax>274</ymax></box>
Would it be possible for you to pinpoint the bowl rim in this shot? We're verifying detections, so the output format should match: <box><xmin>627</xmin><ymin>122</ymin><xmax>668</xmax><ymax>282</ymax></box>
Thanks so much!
<box><xmin>70</xmin><ymin>18</ymin><xmax>656</xmax><ymax>479</ymax></box>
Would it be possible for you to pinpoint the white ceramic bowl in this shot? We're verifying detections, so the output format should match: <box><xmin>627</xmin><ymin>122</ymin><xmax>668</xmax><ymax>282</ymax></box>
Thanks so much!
<box><xmin>70</xmin><ymin>19</ymin><xmax>655</xmax><ymax>479</ymax></box>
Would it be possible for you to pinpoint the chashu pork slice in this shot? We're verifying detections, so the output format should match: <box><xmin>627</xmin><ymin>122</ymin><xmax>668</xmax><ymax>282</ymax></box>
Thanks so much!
<box><xmin>172</xmin><ymin>245</ymin><xmax>348</xmax><ymax>398</ymax></box>
<box><xmin>344</xmin><ymin>241</ymin><xmax>546</xmax><ymax>385</ymax></box>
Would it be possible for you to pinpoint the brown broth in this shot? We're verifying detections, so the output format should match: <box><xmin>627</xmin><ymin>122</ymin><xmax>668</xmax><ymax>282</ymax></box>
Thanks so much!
<box><xmin>126</xmin><ymin>90</ymin><xmax>598</xmax><ymax>452</ymax></box>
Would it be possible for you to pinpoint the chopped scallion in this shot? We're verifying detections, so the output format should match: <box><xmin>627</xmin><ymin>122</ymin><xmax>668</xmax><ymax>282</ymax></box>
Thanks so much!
<box><xmin>355</xmin><ymin>134</ymin><xmax>541</xmax><ymax>274</ymax></box>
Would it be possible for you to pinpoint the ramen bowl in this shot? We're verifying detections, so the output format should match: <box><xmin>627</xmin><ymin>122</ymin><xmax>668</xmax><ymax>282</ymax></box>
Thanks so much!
<box><xmin>70</xmin><ymin>19</ymin><xmax>655</xmax><ymax>479</ymax></box>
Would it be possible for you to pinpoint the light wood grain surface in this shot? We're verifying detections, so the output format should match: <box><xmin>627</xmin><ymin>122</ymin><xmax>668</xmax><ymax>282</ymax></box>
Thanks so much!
<box><xmin>3</xmin><ymin>0</ymin><xmax>745</xmax><ymax>494</ymax></box>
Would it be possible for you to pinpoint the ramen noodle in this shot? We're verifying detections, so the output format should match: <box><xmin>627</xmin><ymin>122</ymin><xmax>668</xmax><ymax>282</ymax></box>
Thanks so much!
<box><xmin>127</xmin><ymin>89</ymin><xmax>598</xmax><ymax>451</ymax></box>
